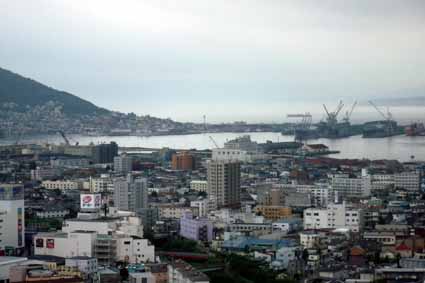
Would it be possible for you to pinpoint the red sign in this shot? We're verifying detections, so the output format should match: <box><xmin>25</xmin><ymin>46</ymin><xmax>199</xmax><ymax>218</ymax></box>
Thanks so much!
<box><xmin>46</xmin><ymin>239</ymin><xmax>55</xmax><ymax>249</ymax></box>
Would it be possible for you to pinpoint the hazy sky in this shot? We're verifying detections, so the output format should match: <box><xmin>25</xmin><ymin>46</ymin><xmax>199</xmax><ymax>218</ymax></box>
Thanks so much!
<box><xmin>1</xmin><ymin>1</ymin><xmax>425</xmax><ymax>122</ymax></box>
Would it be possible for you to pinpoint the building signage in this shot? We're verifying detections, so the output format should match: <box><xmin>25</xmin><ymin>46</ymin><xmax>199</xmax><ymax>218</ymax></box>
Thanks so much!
<box><xmin>80</xmin><ymin>194</ymin><xmax>102</xmax><ymax>209</ymax></box>
<box><xmin>46</xmin><ymin>239</ymin><xmax>55</xmax><ymax>249</ymax></box>
<box><xmin>36</xmin><ymin>238</ymin><xmax>44</xmax><ymax>248</ymax></box>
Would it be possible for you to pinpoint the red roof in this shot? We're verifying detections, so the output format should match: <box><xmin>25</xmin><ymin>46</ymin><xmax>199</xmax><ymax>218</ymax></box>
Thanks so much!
<box><xmin>396</xmin><ymin>243</ymin><xmax>412</xmax><ymax>251</ymax></box>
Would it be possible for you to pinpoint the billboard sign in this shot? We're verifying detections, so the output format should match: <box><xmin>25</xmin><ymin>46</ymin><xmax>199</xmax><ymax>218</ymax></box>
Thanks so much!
<box><xmin>80</xmin><ymin>194</ymin><xmax>102</xmax><ymax>209</ymax></box>
<box><xmin>46</xmin><ymin>239</ymin><xmax>55</xmax><ymax>249</ymax></box>
<box><xmin>35</xmin><ymin>238</ymin><xmax>44</xmax><ymax>248</ymax></box>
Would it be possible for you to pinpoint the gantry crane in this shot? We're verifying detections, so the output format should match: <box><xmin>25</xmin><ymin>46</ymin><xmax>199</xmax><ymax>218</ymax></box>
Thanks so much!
<box><xmin>287</xmin><ymin>113</ymin><xmax>314</xmax><ymax>142</ymax></box>
<box><xmin>323</xmin><ymin>100</ymin><xmax>344</xmax><ymax>127</ymax></box>
<box><xmin>368</xmin><ymin>100</ymin><xmax>394</xmax><ymax>134</ymax></box>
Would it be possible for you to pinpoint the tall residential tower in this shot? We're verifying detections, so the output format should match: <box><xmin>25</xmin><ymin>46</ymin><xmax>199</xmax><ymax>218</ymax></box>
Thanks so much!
<box><xmin>207</xmin><ymin>160</ymin><xmax>241</xmax><ymax>209</ymax></box>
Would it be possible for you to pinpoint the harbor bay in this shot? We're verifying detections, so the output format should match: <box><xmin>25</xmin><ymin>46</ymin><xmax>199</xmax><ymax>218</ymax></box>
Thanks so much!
<box><xmin>3</xmin><ymin>132</ymin><xmax>425</xmax><ymax>162</ymax></box>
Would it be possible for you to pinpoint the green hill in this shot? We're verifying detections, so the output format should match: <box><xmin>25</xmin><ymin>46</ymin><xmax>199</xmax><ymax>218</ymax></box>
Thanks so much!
<box><xmin>0</xmin><ymin>67</ymin><xmax>109</xmax><ymax>116</ymax></box>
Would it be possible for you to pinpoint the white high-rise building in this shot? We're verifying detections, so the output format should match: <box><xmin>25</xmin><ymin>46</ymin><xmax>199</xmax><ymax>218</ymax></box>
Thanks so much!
<box><xmin>0</xmin><ymin>184</ymin><xmax>25</xmax><ymax>250</ymax></box>
<box><xmin>114</xmin><ymin>154</ymin><xmax>133</xmax><ymax>174</ymax></box>
<box><xmin>114</xmin><ymin>175</ymin><xmax>148</xmax><ymax>212</ymax></box>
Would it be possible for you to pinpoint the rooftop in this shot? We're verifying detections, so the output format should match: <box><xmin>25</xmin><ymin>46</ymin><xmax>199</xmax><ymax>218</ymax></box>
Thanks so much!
<box><xmin>0</xmin><ymin>257</ymin><xmax>28</xmax><ymax>266</ymax></box>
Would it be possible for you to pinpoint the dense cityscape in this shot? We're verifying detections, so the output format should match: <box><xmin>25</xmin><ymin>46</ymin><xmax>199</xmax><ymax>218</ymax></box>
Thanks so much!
<box><xmin>0</xmin><ymin>133</ymin><xmax>425</xmax><ymax>283</ymax></box>
<box><xmin>2</xmin><ymin>1</ymin><xmax>425</xmax><ymax>283</ymax></box>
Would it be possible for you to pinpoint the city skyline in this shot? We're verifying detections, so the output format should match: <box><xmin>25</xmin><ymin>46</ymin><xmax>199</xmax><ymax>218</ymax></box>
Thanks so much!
<box><xmin>1</xmin><ymin>1</ymin><xmax>425</xmax><ymax>122</ymax></box>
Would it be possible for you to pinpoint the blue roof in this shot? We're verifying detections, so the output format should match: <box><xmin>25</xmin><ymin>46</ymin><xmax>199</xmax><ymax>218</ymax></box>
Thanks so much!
<box><xmin>223</xmin><ymin>237</ymin><xmax>298</xmax><ymax>250</ymax></box>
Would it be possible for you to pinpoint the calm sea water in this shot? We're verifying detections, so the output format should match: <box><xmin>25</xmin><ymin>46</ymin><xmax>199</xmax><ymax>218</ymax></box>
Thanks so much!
<box><xmin>2</xmin><ymin>132</ymin><xmax>425</xmax><ymax>162</ymax></box>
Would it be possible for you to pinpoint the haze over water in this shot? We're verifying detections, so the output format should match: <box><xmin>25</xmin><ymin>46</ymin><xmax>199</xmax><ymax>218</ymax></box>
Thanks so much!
<box><xmin>2</xmin><ymin>131</ymin><xmax>425</xmax><ymax>162</ymax></box>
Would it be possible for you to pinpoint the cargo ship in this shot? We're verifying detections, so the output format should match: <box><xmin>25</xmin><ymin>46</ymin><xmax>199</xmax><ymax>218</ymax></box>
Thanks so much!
<box><xmin>405</xmin><ymin>122</ymin><xmax>425</xmax><ymax>136</ymax></box>
<box><xmin>294</xmin><ymin>128</ymin><xmax>320</xmax><ymax>141</ymax></box>
<box><xmin>362</xmin><ymin>120</ymin><xmax>403</xmax><ymax>138</ymax></box>
<box><xmin>315</xmin><ymin>121</ymin><xmax>363</xmax><ymax>139</ymax></box>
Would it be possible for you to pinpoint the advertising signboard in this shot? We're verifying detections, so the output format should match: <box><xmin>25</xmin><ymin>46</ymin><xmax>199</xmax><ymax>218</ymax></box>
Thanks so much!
<box><xmin>80</xmin><ymin>194</ymin><xmax>102</xmax><ymax>209</ymax></box>
<box><xmin>46</xmin><ymin>239</ymin><xmax>55</xmax><ymax>249</ymax></box>
<box><xmin>36</xmin><ymin>238</ymin><xmax>44</xmax><ymax>248</ymax></box>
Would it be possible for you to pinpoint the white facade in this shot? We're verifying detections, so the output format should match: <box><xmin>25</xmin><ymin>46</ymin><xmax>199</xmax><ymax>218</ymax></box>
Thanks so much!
<box><xmin>303</xmin><ymin>209</ymin><xmax>329</xmax><ymax>230</ymax></box>
<box><xmin>42</xmin><ymin>180</ymin><xmax>81</xmax><ymax>191</ymax></box>
<box><xmin>30</xmin><ymin>167</ymin><xmax>59</xmax><ymax>181</ymax></box>
<box><xmin>371</xmin><ymin>174</ymin><xmax>395</xmax><ymax>191</ymax></box>
<box><xmin>34</xmin><ymin>231</ymin><xmax>97</xmax><ymax>258</ymax></box>
<box><xmin>330</xmin><ymin>171</ymin><xmax>371</xmax><ymax>199</ymax></box>
<box><xmin>114</xmin><ymin>155</ymin><xmax>133</xmax><ymax>174</ymax></box>
<box><xmin>89</xmin><ymin>176</ymin><xmax>114</xmax><ymax>193</ymax></box>
<box><xmin>63</xmin><ymin>220</ymin><xmax>113</xmax><ymax>235</ymax></box>
<box><xmin>116</xmin><ymin>237</ymin><xmax>155</xmax><ymax>263</ymax></box>
<box><xmin>63</xmin><ymin>216</ymin><xmax>143</xmax><ymax>238</ymax></box>
<box><xmin>0</xmin><ymin>184</ymin><xmax>25</xmax><ymax>249</ymax></box>
<box><xmin>0</xmin><ymin>257</ymin><xmax>28</xmax><ymax>282</ymax></box>
<box><xmin>190</xmin><ymin>199</ymin><xmax>209</xmax><ymax>217</ymax></box>
<box><xmin>65</xmin><ymin>257</ymin><xmax>98</xmax><ymax>274</ymax></box>
<box><xmin>224</xmin><ymin>135</ymin><xmax>258</xmax><ymax>152</ymax></box>
<box><xmin>303</xmin><ymin>202</ymin><xmax>363</xmax><ymax>232</ymax></box>
<box><xmin>394</xmin><ymin>171</ymin><xmax>420</xmax><ymax>191</ymax></box>
<box><xmin>211</xmin><ymin>148</ymin><xmax>251</xmax><ymax>162</ymax></box>
<box><xmin>190</xmin><ymin>181</ymin><xmax>208</xmax><ymax>192</ymax></box>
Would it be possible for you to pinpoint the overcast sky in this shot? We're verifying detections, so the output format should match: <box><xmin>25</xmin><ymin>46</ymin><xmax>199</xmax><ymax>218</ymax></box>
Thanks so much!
<box><xmin>1</xmin><ymin>0</ymin><xmax>425</xmax><ymax>122</ymax></box>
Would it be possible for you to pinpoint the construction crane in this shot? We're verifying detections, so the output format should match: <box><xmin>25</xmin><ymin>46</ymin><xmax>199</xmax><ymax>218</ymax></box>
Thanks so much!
<box><xmin>209</xmin><ymin>136</ymin><xmax>219</xmax><ymax>149</ymax></box>
<box><xmin>343</xmin><ymin>101</ymin><xmax>357</xmax><ymax>123</ymax></box>
<box><xmin>286</xmin><ymin>113</ymin><xmax>314</xmax><ymax>142</ymax></box>
<box><xmin>287</xmin><ymin>113</ymin><xmax>313</xmax><ymax>129</ymax></box>
<box><xmin>368</xmin><ymin>100</ymin><xmax>394</xmax><ymax>134</ymax></box>
<box><xmin>323</xmin><ymin>100</ymin><xmax>344</xmax><ymax>127</ymax></box>
<box><xmin>368</xmin><ymin>101</ymin><xmax>393</xmax><ymax>121</ymax></box>
<box><xmin>58</xmin><ymin>130</ymin><xmax>70</xmax><ymax>145</ymax></box>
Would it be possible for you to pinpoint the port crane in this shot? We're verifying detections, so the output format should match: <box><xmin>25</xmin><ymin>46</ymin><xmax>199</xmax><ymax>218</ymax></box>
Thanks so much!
<box><xmin>368</xmin><ymin>100</ymin><xmax>394</xmax><ymax>134</ymax></box>
<box><xmin>287</xmin><ymin>113</ymin><xmax>313</xmax><ymax>129</ymax></box>
<box><xmin>343</xmin><ymin>101</ymin><xmax>357</xmax><ymax>123</ymax></box>
<box><xmin>58</xmin><ymin>130</ymin><xmax>70</xmax><ymax>145</ymax></box>
<box><xmin>286</xmin><ymin>113</ymin><xmax>313</xmax><ymax>142</ymax></box>
<box><xmin>323</xmin><ymin>100</ymin><xmax>344</xmax><ymax>127</ymax></box>
<box><xmin>208</xmin><ymin>136</ymin><xmax>219</xmax><ymax>149</ymax></box>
